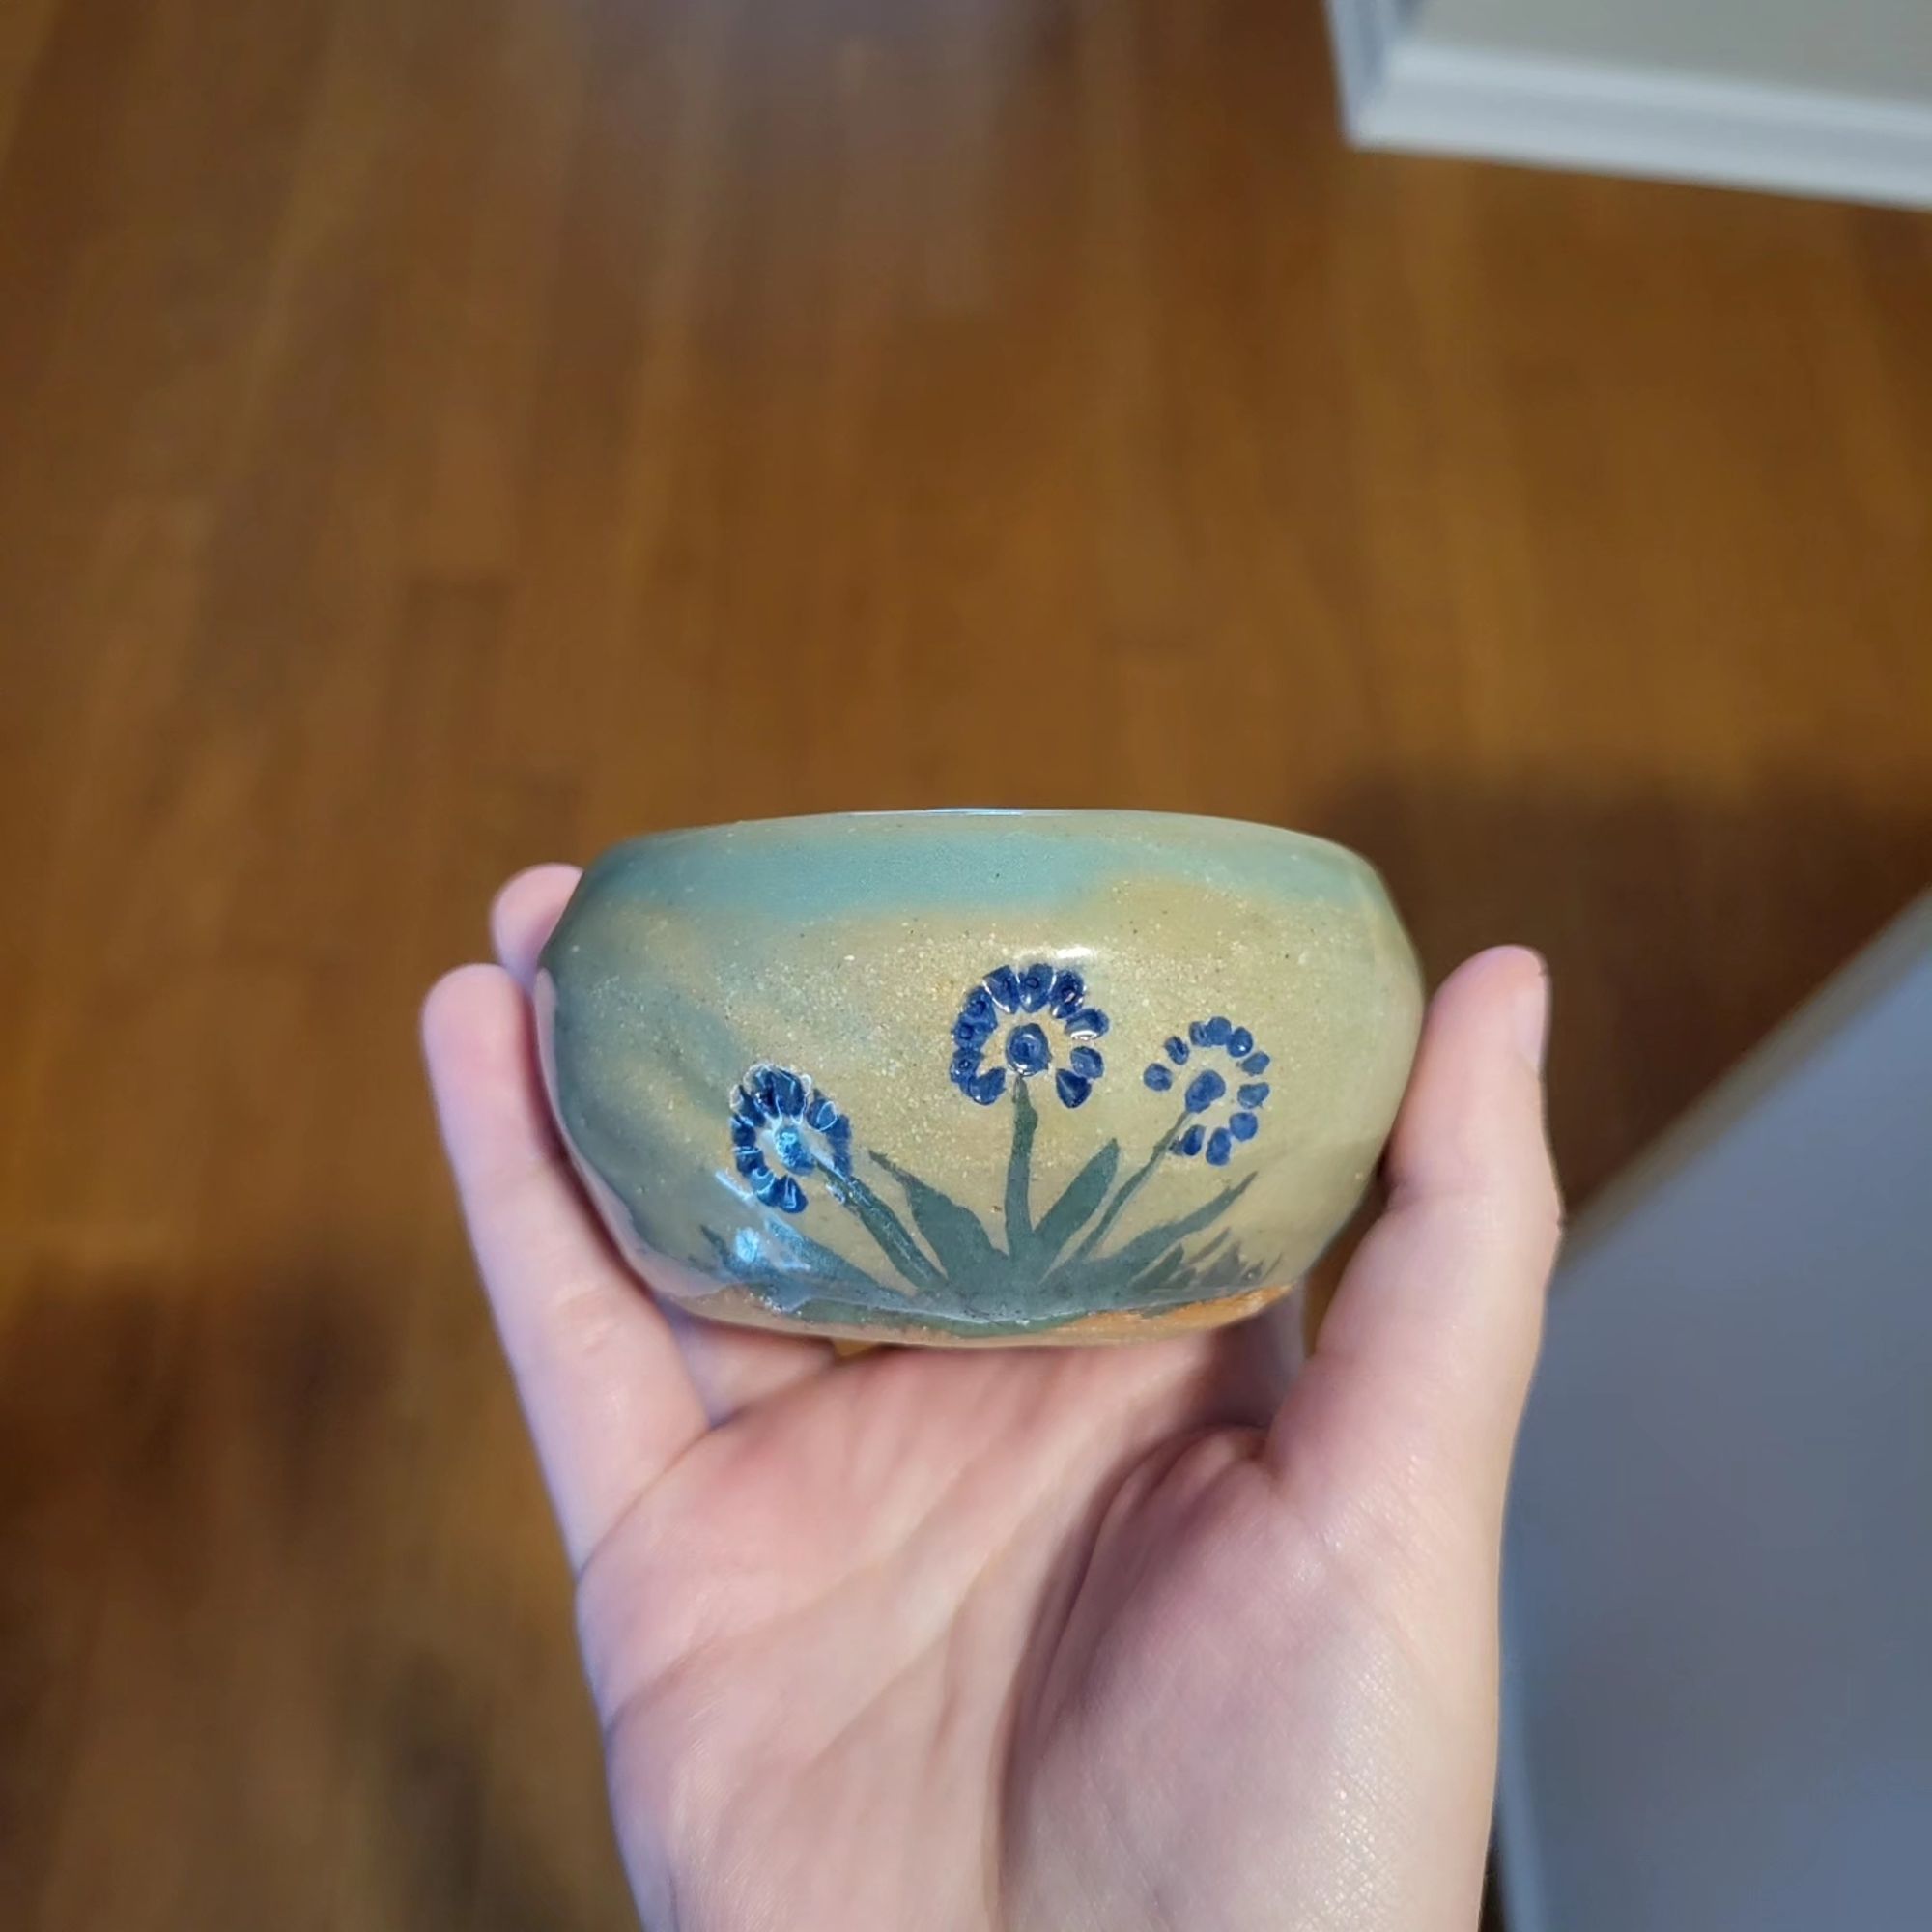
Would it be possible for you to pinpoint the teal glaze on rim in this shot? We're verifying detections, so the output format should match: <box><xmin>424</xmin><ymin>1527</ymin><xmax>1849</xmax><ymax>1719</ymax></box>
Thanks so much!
<box><xmin>536</xmin><ymin>810</ymin><xmax>1423</xmax><ymax>1346</ymax></box>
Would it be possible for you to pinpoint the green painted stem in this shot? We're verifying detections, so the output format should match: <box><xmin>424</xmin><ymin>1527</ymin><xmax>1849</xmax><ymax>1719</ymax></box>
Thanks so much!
<box><xmin>825</xmin><ymin>1167</ymin><xmax>945</xmax><ymax>1292</ymax></box>
<box><xmin>1005</xmin><ymin>1080</ymin><xmax>1038</xmax><ymax>1270</ymax></box>
<box><xmin>1072</xmin><ymin>1107</ymin><xmax>1189</xmax><ymax>1261</ymax></box>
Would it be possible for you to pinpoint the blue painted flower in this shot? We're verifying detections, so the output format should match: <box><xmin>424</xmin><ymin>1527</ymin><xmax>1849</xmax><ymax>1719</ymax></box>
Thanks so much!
<box><xmin>1143</xmin><ymin>1016</ymin><xmax>1270</xmax><ymax>1166</ymax></box>
<box><xmin>951</xmin><ymin>961</ymin><xmax>1110</xmax><ymax>1109</ymax></box>
<box><xmin>728</xmin><ymin>1064</ymin><xmax>854</xmax><ymax>1214</ymax></box>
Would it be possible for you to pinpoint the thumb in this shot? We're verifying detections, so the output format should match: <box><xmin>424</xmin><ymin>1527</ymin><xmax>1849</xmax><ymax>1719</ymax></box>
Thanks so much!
<box><xmin>1272</xmin><ymin>947</ymin><xmax>1562</xmax><ymax>1521</ymax></box>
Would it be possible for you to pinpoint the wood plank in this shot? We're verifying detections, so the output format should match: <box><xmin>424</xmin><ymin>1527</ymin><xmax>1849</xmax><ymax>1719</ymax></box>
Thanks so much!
<box><xmin>3</xmin><ymin>1</ymin><xmax>1929</xmax><ymax>1926</ymax></box>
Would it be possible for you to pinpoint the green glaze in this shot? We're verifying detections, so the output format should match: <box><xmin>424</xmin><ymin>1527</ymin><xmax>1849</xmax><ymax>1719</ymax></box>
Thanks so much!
<box><xmin>536</xmin><ymin>810</ymin><xmax>1423</xmax><ymax>1346</ymax></box>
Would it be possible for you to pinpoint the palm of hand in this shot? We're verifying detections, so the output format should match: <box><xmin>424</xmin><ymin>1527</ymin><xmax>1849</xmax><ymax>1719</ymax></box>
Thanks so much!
<box><xmin>585</xmin><ymin>1330</ymin><xmax>1493</xmax><ymax>1932</ymax></box>
<box><xmin>427</xmin><ymin>868</ymin><xmax>1557</xmax><ymax>1932</ymax></box>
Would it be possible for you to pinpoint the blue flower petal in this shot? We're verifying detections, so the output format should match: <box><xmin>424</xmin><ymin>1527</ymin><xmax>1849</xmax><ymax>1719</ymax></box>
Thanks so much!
<box><xmin>1240</xmin><ymin>1051</ymin><xmax>1270</xmax><ymax>1075</ymax></box>
<box><xmin>1174</xmin><ymin>1125</ymin><xmax>1205</xmax><ymax>1157</ymax></box>
<box><xmin>729</xmin><ymin>1118</ymin><xmax>758</xmax><ymax>1148</ymax></box>
<box><xmin>1184</xmin><ymin>1069</ymin><xmax>1227</xmax><ymax>1113</ymax></box>
<box><xmin>951</xmin><ymin>1047</ymin><xmax>982</xmax><ymax>1083</ymax></box>
<box><xmin>953</xmin><ymin>1011</ymin><xmax>997</xmax><ymax>1048</ymax></box>
<box><xmin>986</xmin><ymin>965</ymin><xmax>1023</xmax><ymax>1012</ymax></box>
<box><xmin>1226</xmin><ymin>1026</ymin><xmax>1254</xmax><ymax>1057</ymax></box>
<box><xmin>1188</xmin><ymin>1020</ymin><xmax>1211</xmax><ymax>1047</ymax></box>
<box><xmin>1229</xmin><ymin>1110</ymin><xmax>1259</xmax><ymax>1141</ymax></box>
<box><xmin>752</xmin><ymin>1165</ymin><xmax>783</xmax><ymax>1202</ymax></box>
<box><xmin>1065</xmin><ymin>1007</ymin><xmax>1109</xmax><ymax>1040</ymax></box>
<box><xmin>964</xmin><ymin>1067</ymin><xmax>1007</xmax><ymax>1105</ymax></box>
<box><xmin>773</xmin><ymin>1176</ymin><xmax>808</xmax><ymax>1214</ymax></box>
<box><xmin>1049</xmin><ymin>969</ymin><xmax>1086</xmax><ymax>1018</ymax></box>
<box><xmin>1237</xmin><ymin>1081</ymin><xmax>1270</xmax><ymax>1108</ymax></box>
<box><xmin>1007</xmin><ymin>1022</ymin><xmax>1051</xmax><ymax>1074</ymax></box>
<box><xmin>1068</xmin><ymin>1045</ymin><xmax>1104</xmax><ymax>1080</ymax></box>
<box><xmin>1054</xmin><ymin>1069</ymin><xmax>1093</xmax><ymax>1109</ymax></box>
<box><xmin>1164</xmin><ymin>1036</ymin><xmax>1190</xmax><ymax>1065</ymax></box>
<box><xmin>825</xmin><ymin>1114</ymin><xmax>852</xmax><ymax>1143</ymax></box>
<box><xmin>1206</xmin><ymin>1127</ymin><xmax>1233</xmax><ymax>1166</ymax></box>
<box><xmin>735</xmin><ymin>1146</ymin><xmax>768</xmax><ymax>1177</ymax></box>
<box><xmin>1143</xmin><ymin>1063</ymin><xmax>1174</xmax><ymax>1092</ymax></box>
<box><xmin>1019</xmin><ymin>961</ymin><xmax>1055</xmax><ymax>1011</ymax></box>
<box><xmin>736</xmin><ymin>1083</ymin><xmax>770</xmax><ymax>1122</ymax></box>
<box><xmin>806</xmin><ymin>1094</ymin><xmax>838</xmax><ymax>1131</ymax></box>
<box><xmin>961</xmin><ymin>985</ymin><xmax>998</xmax><ymax>1026</ymax></box>
<box><xmin>771</xmin><ymin>1069</ymin><xmax>807</xmax><ymax>1117</ymax></box>
<box><xmin>1204</xmin><ymin>1016</ymin><xmax>1232</xmax><ymax>1045</ymax></box>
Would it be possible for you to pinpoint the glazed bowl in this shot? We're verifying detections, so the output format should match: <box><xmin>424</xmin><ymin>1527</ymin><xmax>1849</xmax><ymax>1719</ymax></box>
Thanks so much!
<box><xmin>536</xmin><ymin>810</ymin><xmax>1422</xmax><ymax>1346</ymax></box>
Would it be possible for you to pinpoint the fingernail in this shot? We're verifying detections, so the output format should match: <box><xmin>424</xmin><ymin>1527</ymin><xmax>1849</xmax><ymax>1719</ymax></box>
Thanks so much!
<box><xmin>1513</xmin><ymin>957</ymin><xmax>1549</xmax><ymax>1073</ymax></box>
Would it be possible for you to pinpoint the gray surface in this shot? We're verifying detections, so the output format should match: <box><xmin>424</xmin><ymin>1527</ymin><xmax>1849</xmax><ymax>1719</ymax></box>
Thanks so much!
<box><xmin>1499</xmin><ymin>896</ymin><xmax>1932</xmax><ymax>1932</ymax></box>
<box><xmin>1416</xmin><ymin>0</ymin><xmax>1932</xmax><ymax>106</ymax></box>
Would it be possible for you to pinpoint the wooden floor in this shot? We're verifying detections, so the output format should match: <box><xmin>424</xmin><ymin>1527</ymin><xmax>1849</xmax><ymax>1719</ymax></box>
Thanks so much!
<box><xmin>3</xmin><ymin>0</ymin><xmax>1928</xmax><ymax>1925</ymax></box>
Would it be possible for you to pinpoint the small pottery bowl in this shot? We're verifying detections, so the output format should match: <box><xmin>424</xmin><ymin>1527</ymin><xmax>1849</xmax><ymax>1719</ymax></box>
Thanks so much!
<box><xmin>537</xmin><ymin>810</ymin><xmax>1422</xmax><ymax>1346</ymax></box>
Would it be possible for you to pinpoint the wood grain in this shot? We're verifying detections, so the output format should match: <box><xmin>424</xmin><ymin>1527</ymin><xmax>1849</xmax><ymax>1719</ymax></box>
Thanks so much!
<box><xmin>3</xmin><ymin>1</ymin><xmax>1928</xmax><ymax>1925</ymax></box>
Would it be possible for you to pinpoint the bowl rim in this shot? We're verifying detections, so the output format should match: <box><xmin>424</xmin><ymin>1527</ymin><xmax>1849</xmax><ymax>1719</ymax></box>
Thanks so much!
<box><xmin>592</xmin><ymin>807</ymin><xmax>1380</xmax><ymax>871</ymax></box>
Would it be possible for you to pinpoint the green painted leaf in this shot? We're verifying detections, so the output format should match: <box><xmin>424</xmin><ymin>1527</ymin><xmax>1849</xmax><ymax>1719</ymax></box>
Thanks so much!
<box><xmin>770</xmin><ymin>1223</ymin><xmax>899</xmax><ymax>1295</ymax></box>
<box><xmin>870</xmin><ymin>1151</ymin><xmax>1007</xmax><ymax>1289</ymax></box>
<box><xmin>1186</xmin><ymin>1228</ymin><xmax>1234</xmax><ymax>1275</ymax></box>
<box><xmin>1122</xmin><ymin>1244</ymin><xmax>1190</xmax><ymax>1304</ymax></box>
<box><xmin>700</xmin><ymin>1219</ymin><xmax>896</xmax><ymax>1305</ymax></box>
<box><xmin>1033</xmin><ymin>1139</ymin><xmax>1121</xmax><ymax>1267</ymax></box>
<box><xmin>1045</xmin><ymin>1173</ymin><xmax>1257</xmax><ymax>1307</ymax></box>
<box><xmin>823</xmin><ymin>1170</ymin><xmax>946</xmax><ymax>1292</ymax></box>
<box><xmin>1004</xmin><ymin>1081</ymin><xmax>1038</xmax><ymax>1272</ymax></box>
<box><xmin>1072</xmin><ymin>1109</ymin><xmax>1188</xmax><ymax>1260</ymax></box>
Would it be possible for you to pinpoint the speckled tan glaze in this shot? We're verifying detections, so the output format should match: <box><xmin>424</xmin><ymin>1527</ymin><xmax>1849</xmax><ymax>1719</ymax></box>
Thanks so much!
<box><xmin>537</xmin><ymin>811</ymin><xmax>1421</xmax><ymax>1346</ymax></box>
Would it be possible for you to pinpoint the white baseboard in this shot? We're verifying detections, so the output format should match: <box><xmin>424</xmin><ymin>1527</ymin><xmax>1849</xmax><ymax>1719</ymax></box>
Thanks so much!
<box><xmin>1322</xmin><ymin>0</ymin><xmax>1932</xmax><ymax>210</ymax></box>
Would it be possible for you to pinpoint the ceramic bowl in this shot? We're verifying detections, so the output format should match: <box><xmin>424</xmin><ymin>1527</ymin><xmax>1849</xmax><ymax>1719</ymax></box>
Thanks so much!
<box><xmin>536</xmin><ymin>810</ymin><xmax>1422</xmax><ymax>1346</ymax></box>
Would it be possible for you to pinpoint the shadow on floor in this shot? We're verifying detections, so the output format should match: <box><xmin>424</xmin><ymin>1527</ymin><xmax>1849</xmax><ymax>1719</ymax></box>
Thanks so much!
<box><xmin>1314</xmin><ymin>767</ymin><xmax>1931</xmax><ymax>1202</ymax></box>
<box><xmin>0</xmin><ymin>1256</ymin><xmax>623</xmax><ymax>1930</ymax></box>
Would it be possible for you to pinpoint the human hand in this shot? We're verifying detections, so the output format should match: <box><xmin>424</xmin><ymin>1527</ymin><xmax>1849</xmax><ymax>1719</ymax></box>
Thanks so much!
<box><xmin>423</xmin><ymin>865</ymin><xmax>1559</xmax><ymax>1932</ymax></box>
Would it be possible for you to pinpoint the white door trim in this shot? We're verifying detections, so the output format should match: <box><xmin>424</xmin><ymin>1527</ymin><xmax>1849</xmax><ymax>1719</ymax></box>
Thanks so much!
<box><xmin>1321</xmin><ymin>0</ymin><xmax>1932</xmax><ymax>210</ymax></box>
